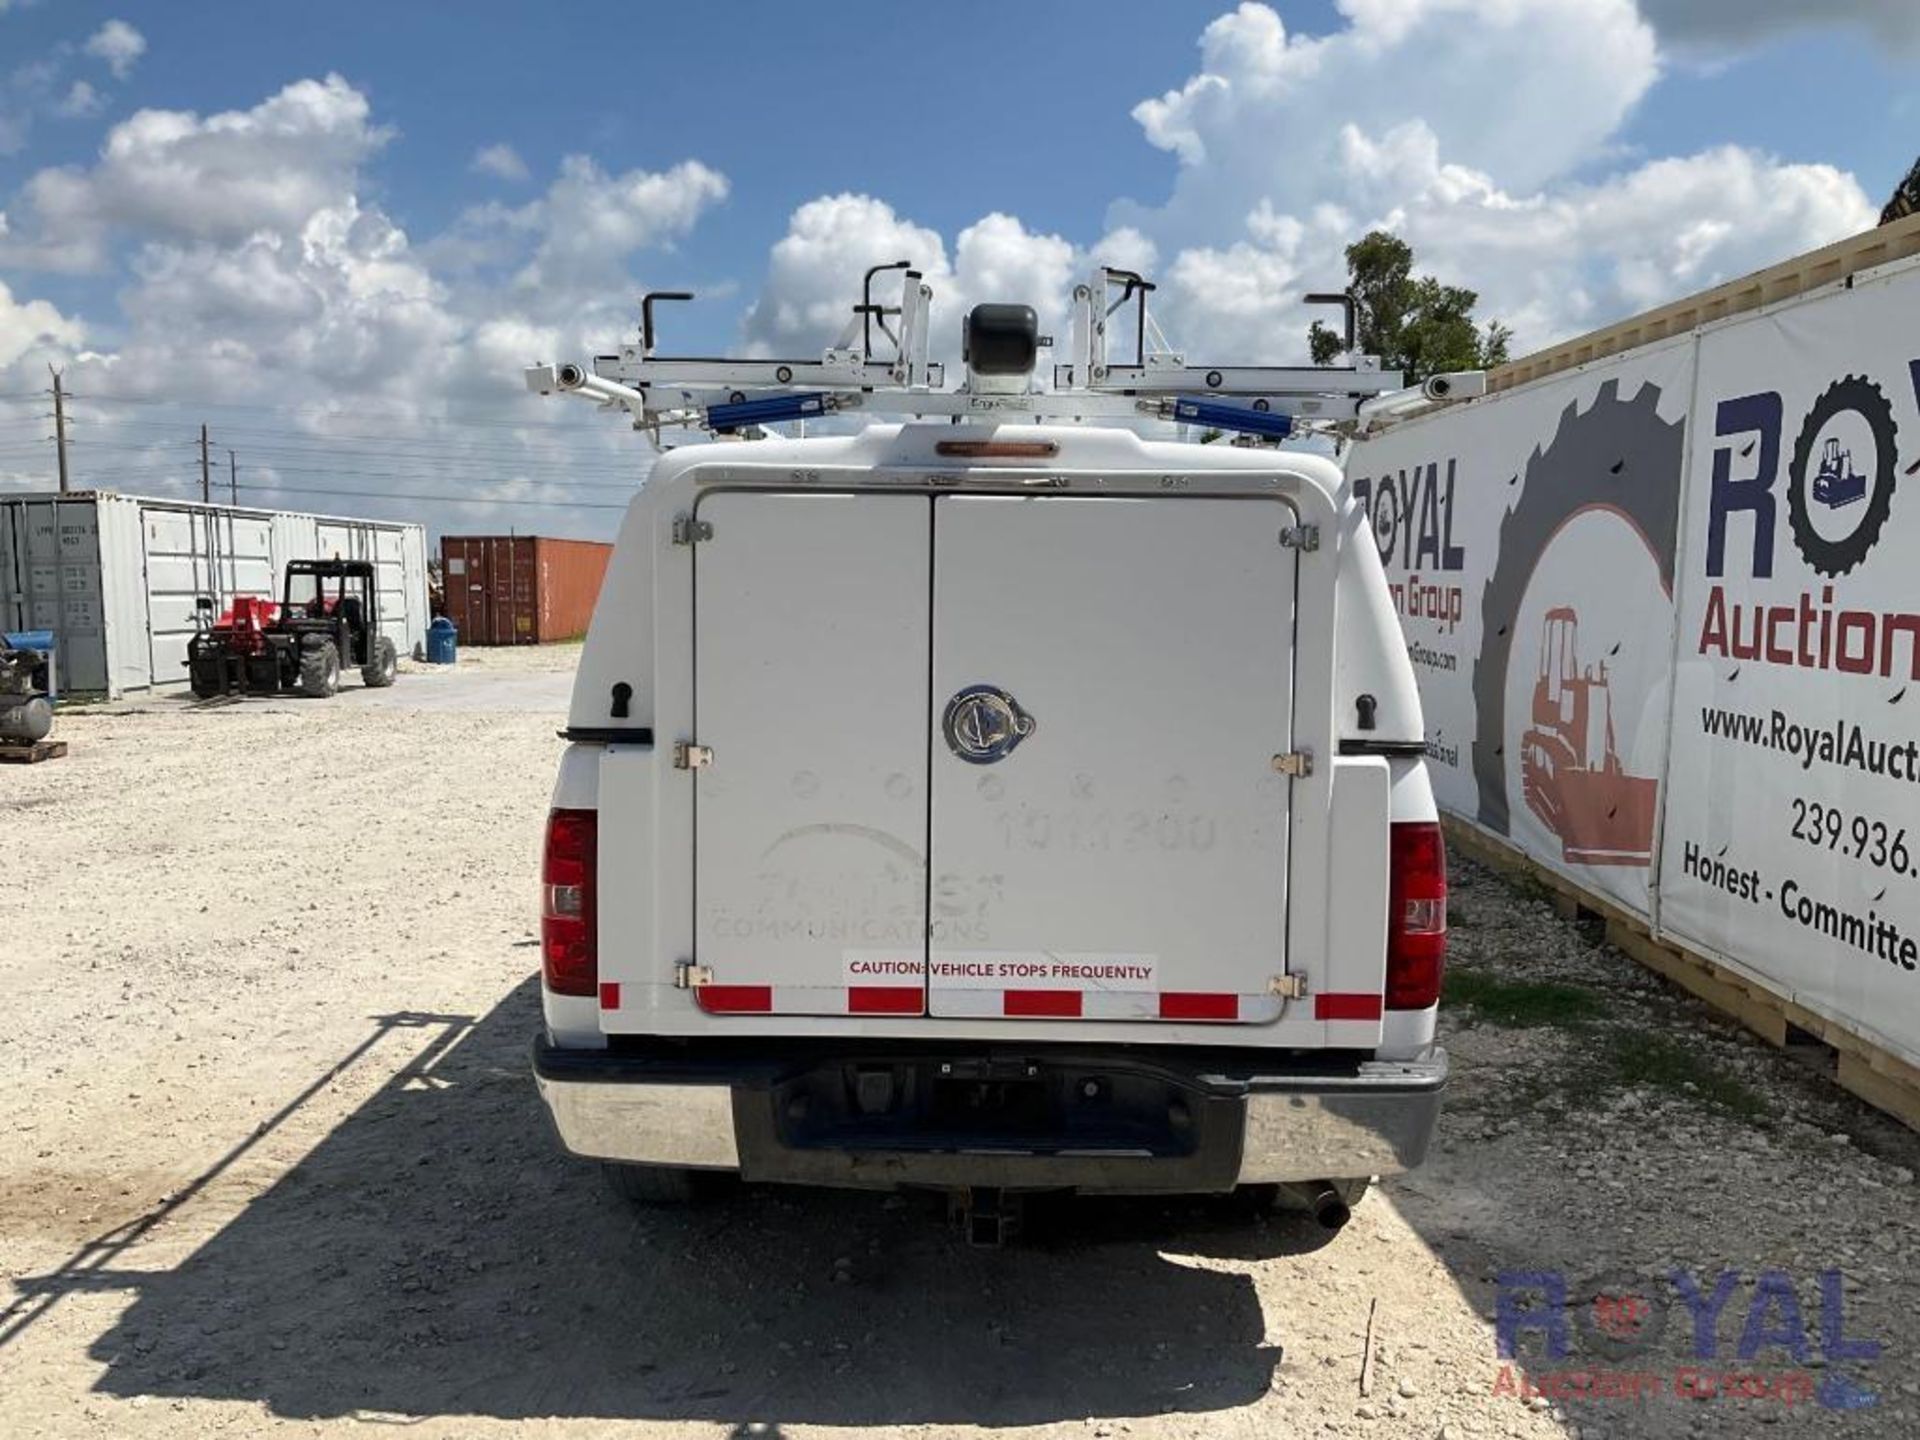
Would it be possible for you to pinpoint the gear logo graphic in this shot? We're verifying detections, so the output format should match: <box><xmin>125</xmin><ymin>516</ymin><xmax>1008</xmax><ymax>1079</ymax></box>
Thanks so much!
<box><xmin>1785</xmin><ymin>375</ymin><xmax>1899</xmax><ymax>578</ymax></box>
<box><xmin>1470</xmin><ymin>379</ymin><xmax>1684</xmax><ymax>838</ymax></box>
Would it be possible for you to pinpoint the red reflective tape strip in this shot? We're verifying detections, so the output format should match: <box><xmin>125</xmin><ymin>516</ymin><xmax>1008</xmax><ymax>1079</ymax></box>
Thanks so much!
<box><xmin>1158</xmin><ymin>991</ymin><xmax>1239</xmax><ymax>1021</ymax></box>
<box><xmin>1314</xmin><ymin>992</ymin><xmax>1384</xmax><ymax>1021</ymax></box>
<box><xmin>847</xmin><ymin>986</ymin><xmax>924</xmax><ymax>1015</ymax></box>
<box><xmin>697</xmin><ymin>985</ymin><xmax>774</xmax><ymax>1014</ymax></box>
<box><xmin>598</xmin><ymin>981</ymin><xmax>621</xmax><ymax>1010</ymax></box>
<box><xmin>1003</xmin><ymin>989</ymin><xmax>1082</xmax><ymax>1018</ymax></box>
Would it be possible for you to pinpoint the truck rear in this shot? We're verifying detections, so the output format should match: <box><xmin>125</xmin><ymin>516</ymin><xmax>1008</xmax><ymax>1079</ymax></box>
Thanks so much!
<box><xmin>531</xmin><ymin>418</ymin><xmax>1447</xmax><ymax>1232</ymax></box>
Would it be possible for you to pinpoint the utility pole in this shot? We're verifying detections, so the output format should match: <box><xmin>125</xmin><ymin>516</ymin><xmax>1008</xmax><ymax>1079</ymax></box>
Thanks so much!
<box><xmin>228</xmin><ymin>449</ymin><xmax>238</xmax><ymax>506</ymax></box>
<box><xmin>199</xmin><ymin>423</ymin><xmax>211</xmax><ymax>504</ymax></box>
<box><xmin>49</xmin><ymin>366</ymin><xmax>70</xmax><ymax>494</ymax></box>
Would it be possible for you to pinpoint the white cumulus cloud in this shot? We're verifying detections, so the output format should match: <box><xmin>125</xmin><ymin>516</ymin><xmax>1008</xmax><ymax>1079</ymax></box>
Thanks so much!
<box><xmin>0</xmin><ymin>278</ymin><xmax>82</xmax><ymax>368</ymax></box>
<box><xmin>742</xmin><ymin>195</ymin><xmax>1079</xmax><ymax>361</ymax></box>
<box><xmin>1104</xmin><ymin>1</ymin><xmax>1876</xmax><ymax>358</ymax></box>
<box><xmin>470</xmin><ymin>142</ymin><xmax>529</xmax><ymax>182</ymax></box>
<box><xmin>84</xmin><ymin>19</ymin><xmax>146</xmax><ymax>79</ymax></box>
<box><xmin>2</xmin><ymin>75</ymin><xmax>392</xmax><ymax>272</ymax></box>
<box><xmin>0</xmin><ymin>75</ymin><xmax>727</xmax><ymax>535</ymax></box>
<box><xmin>738</xmin><ymin>1</ymin><xmax>1877</xmax><ymax>369</ymax></box>
<box><xmin>55</xmin><ymin>80</ymin><xmax>103</xmax><ymax>118</ymax></box>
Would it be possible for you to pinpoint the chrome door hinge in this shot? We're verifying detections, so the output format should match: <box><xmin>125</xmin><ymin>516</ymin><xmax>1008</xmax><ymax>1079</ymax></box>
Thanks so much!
<box><xmin>1269</xmin><ymin>974</ymin><xmax>1309</xmax><ymax>1000</ymax></box>
<box><xmin>673</xmin><ymin>741</ymin><xmax>714</xmax><ymax>770</ymax></box>
<box><xmin>1271</xmin><ymin>749</ymin><xmax>1313</xmax><ymax>778</ymax></box>
<box><xmin>674</xmin><ymin>961</ymin><xmax>713</xmax><ymax>989</ymax></box>
<box><xmin>672</xmin><ymin>513</ymin><xmax>712</xmax><ymax>546</ymax></box>
<box><xmin>1279</xmin><ymin>524</ymin><xmax>1320</xmax><ymax>552</ymax></box>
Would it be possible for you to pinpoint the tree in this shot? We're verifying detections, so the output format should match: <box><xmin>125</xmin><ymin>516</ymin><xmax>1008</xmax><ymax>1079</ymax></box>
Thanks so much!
<box><xmin>1883</xmin><ymin>154</ymin><xmax>1920</xmax><ymax>226</ymax></box>
<box><xmin>1309</xmin><ymin>230</ymin><xmax>1512</xmax><ymax>383</ymax></box>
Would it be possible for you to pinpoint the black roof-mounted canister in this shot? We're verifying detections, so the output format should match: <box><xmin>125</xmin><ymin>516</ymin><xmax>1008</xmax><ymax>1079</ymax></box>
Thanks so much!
<box><xmin>964</xmin><ymin>304</ymin><xmax>1040</xmax><ymax>378</ymax></box>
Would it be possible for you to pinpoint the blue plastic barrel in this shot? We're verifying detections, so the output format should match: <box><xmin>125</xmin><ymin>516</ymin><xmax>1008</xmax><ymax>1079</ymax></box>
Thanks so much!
<box><xmin>426</xmin><ymin>616</ymin><xmax>458</xmax><ymax>665</ymax></box>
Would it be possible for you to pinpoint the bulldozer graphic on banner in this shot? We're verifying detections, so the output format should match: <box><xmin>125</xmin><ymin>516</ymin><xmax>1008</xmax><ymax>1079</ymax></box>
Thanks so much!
<box><xmin>1812</xmin><ymin>435</ymin><xmax>1868</xmax><ymax>509</ymax></box>
<box><xmin>1520</xmin><ymin>607</ymin><xmax>1659</xmax><ymax>867</ymax></box>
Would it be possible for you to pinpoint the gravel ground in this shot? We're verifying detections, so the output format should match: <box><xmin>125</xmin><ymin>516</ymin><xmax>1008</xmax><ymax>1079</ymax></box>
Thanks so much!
<box><xmin>2</xmin><ymin>647</ymin><xmax>1915</xmax><ymax>1438</ymax></box>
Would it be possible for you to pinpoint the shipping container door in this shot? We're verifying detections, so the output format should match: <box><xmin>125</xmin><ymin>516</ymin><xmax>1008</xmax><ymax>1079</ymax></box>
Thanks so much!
<box><xmin>4</xmin><ymin>499</ymin><xmax>110</xmax><ymax>695</ymax></box>
<box><xmin>928</xmin><ymin>496</ymin><xmax>1296</xmax><ymax>1023</ymax></box>
<box><xmin>693</xmin><ymin>493</ymin><xmax>931</xmax><ymax>1015</ymax></box>
<box><xmin>370</xmin><ymin>529</ymin><xmax>408</xmax><ymax>651</ymax></box>
<box><xmin>491</xmin><ymin>537</ymin><xmax>535</xmax><ymax>644</ymax></box>
<box><xmin>140</xmin><ymin>507</ymin><xmax>213</xmax><ymax>688</ymax></box>
<box><xmin>491</xmin><ymin>540</ymin><xmax>514</xmax><ymax>645</ymax></box>
<box><xmin>444</xmin><ymin>539</ymin><xmax>483</xmax><ymax>644</ymax></box>
<box><xmin>214</xmin><ymin>512</ymin><xmax>276</xmax><ymax>605</ymax></box>
<box><xmin>313</xmin><ymin>522</ymin><xmax>356</xmax><ymax>565</ymax></box>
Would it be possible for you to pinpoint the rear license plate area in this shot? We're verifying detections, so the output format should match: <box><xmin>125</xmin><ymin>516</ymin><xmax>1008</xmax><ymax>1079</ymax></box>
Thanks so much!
<box><xmin>769</xmin><ymin>1055</ymin><xmax>1207</xmax><ymax>1158</ymax></box>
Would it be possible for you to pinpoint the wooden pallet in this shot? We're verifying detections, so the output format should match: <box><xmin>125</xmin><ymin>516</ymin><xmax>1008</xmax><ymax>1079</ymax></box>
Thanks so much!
<box><xmin>1443</xmin><ymin>816</ymin><xmax>1920</xmax><ymax>1133</ymax></box>
<box><xmin>0</xmin><ymin>739</ymin><xmax>66</xmax><ymax>764</ymax></box>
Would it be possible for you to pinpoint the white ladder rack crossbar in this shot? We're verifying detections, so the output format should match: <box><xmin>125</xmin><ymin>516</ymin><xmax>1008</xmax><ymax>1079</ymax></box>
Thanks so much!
<box><xmin>525</xmin><ymin>265</ymin><xmax>1440</xmax><ymax>436</ymax></box>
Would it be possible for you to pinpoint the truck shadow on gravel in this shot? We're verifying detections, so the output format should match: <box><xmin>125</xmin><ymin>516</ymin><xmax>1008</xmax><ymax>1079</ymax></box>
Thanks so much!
<box><xmin>88</xmin><ymin>977</ymin><xmax>1326</xmax><ymax>1426</ymax></box>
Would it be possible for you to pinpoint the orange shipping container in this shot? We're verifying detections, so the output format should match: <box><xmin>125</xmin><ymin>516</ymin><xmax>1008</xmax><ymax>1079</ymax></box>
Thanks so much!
<box><xmin>440</xmin><ymin>535</ymin><xmax>611</xmax><ymax>645</ymax></box>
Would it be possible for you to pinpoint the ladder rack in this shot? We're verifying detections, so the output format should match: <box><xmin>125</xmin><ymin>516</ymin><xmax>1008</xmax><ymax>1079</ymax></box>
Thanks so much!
<box><xmin>526</xmin><ymin>265</ymin><xmax>1464</xmax><ymax>442</ymax></box>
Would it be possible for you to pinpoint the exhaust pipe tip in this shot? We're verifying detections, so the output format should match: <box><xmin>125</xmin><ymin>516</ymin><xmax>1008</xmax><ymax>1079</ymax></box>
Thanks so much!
<box><xmin>1305</xmin><ymin>1182</ymin><xmax>1352</xmax><ymax>1232</ymax></box>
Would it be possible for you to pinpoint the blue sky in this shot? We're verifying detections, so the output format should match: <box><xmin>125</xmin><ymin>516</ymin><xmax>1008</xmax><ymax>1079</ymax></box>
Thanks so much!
<box><xmin>0</xmin><ymin>0</ymin><xmax>1914</xmax><ymax>535</ymax></box>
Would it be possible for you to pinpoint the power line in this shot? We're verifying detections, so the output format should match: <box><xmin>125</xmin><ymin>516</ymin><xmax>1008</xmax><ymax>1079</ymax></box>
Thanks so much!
<box><xmin>86</xmin><ymin>426</ymin><xmax>645</xmax><ymax>464</ymax></box>
<box><xmin>58</xmin><ymin>465</ymin><xmax>638</xmax><ymax>509</ymax></box>
<box><xmin>42</xmin><ymin>448</ymin><xmax>648</xmax><ymax>490</ymax></box>
<box><xmin>80</xmin><ymin>463</ymin><xmax>643</xmax><ymax>492</ymax></box>
<box><xmin>1</xmin><ymin>469</ymin><xmax>627</xmax><ymax>511</ymax></box>
<box><xmin>231</xmin><ymin>480</ymin><xmax>629</xmax><ymax>511</ymax></box>
<box><xmin>40</xmin><ymin>433</ymin><xmax>649</xmax><ymax>481</ymax></box>
<box><xmin>52</xmin><ymin>392</ymin><xmax>626</xmax><ymax>434</ymax></box>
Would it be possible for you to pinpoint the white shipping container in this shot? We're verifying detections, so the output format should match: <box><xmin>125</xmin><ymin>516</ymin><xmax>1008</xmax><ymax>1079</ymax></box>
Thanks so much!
<box><xmin>0</xmin><ymin>490</ymin><xmax>430</xmax><ymax>698</ymax></box>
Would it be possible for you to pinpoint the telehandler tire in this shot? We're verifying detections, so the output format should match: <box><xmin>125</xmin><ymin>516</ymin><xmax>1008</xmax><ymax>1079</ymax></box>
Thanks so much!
<box><xmin>299</xmin><ymin>639</ymin><xmax>341</xmax><ymax>698</ymax></box>
<box><xmin>188</xmin><ymin>654</ymin><xmax>224</xmax><ymax>699</ymax></box>
<box><xmin>362</xmin><ymin>636</ymin><xmax>398</xmax><ymax>688</ymax></box>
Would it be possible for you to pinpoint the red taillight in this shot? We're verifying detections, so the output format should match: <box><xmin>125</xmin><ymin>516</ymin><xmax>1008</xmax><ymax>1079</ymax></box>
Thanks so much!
<box><xmin>1386</xmin><ymin>820</ymin><xmax>1447</xmax><ymax>1010</ymax></box>
<box><xmin>541</xmin><ymin>808</ymin><xmax>597</xmax><ymax>996</ymax></box>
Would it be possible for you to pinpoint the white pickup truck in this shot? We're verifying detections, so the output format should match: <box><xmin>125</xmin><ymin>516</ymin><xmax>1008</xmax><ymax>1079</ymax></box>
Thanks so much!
<box><xmin>528</xmin><ymin>282</ymin><xmax>1449</xmax><ymax>1239</ymax></box>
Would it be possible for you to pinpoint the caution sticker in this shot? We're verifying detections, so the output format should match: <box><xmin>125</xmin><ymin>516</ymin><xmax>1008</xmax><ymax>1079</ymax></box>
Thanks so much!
<box><xmin>927</xmin><ymin>951</ymin><xmax>1159</xmax><ymax>991</ymax></box>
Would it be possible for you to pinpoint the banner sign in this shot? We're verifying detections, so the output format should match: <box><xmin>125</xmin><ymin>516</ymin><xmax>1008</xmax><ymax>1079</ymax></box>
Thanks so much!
<box><xmin>1660</xmin><ymin>264</ymin><xmax>1920</xmax><ymax>1059</ymax></box>
<box><xmin>1348</xmin><ymin>255</ymin><xmax>1920</xmax><ymax>1067</ymax></box>
<box><xmin>1347</xmin><ymin>341</ymin><xmax>1694</xmax><ymax>917</ymax></box>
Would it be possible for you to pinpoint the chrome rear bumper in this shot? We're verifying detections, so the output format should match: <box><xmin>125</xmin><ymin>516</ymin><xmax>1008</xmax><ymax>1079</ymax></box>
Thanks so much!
<box><xmin>533</xmin><ymin>1037</ymin><xmax>1446</xmax><ymax>1190</ymax></box>
<box><xmin>1233</xmin><ymin>1055</ymin><xmax>1447</xmax><ymax>1182</ymax></box>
